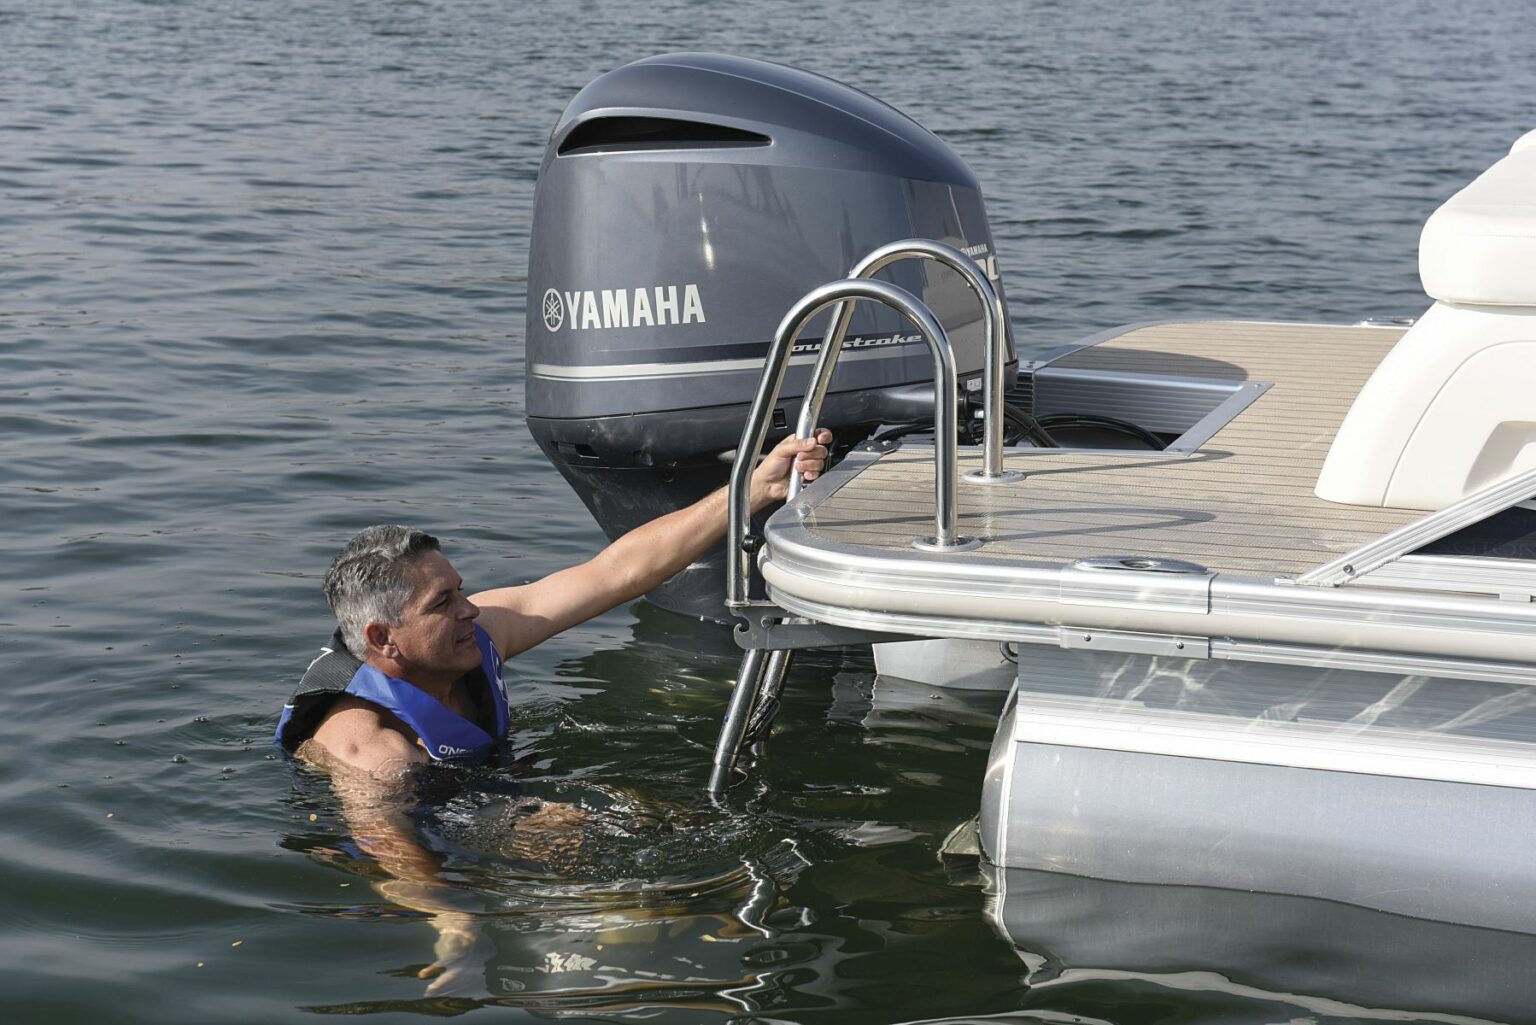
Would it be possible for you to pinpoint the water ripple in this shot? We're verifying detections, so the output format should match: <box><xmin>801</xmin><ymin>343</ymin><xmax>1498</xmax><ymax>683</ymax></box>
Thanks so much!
<box><xmin>4</xmin><ymin>0</ymin><xmax>1534</xmax><ymax>1021</ymax></box>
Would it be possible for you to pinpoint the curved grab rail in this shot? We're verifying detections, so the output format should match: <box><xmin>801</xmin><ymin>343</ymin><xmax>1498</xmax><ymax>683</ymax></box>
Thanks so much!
<box><xmin>727</xmin><ymin>277</ymin><xmax>978</xmax><ymax>610</ymax></box>
<box><xmin>789</xmin><ymin>238</ymin><xmax>1019</xmax><ymax>500</ymax></box>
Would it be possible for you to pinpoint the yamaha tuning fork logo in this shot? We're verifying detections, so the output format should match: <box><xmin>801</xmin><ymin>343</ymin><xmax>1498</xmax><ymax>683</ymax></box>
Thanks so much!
<box><xmin>541</xmin><ymin>289</ymin><xmax>565</xmax><ymax>332</ymax></box>
<box><xmin>541</xmin><ymin>284</ymin><xmax>706</xmax><ymax>332</ymax></box>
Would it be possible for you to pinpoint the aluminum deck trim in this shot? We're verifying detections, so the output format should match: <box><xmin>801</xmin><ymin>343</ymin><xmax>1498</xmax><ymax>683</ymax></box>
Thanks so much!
<box><xmin>766</xmin><ymin>511</ymin><xmax>1536</xmax><ymax>629</ymax></box>
<box><xmin>770</xmin><ymin>584</ymin><xmax>1536</xmax><ymax>685</ymax></box>
<box><xmin>1360</xmin><ymin>554</ymin><xmax>1536</xmax><ymax>598</ymax></box>
<box><xmin>758</xmin><ymin>524</ymin><xmax>1536</xmax><ymax>664</ymax></box>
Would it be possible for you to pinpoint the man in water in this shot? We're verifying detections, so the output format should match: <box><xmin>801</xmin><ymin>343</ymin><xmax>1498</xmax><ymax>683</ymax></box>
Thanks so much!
<box><xmin>277</xmin><ymin>430</ymin><xmax>831</xmax><ymax>990</ymax></box>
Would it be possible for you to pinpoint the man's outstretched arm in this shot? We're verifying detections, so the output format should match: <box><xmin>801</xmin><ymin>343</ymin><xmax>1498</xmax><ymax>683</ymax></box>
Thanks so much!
<box><xmin>471</xmin><ymin>430</ymin><xmax>831</xmax><ymax>656</ymax></box>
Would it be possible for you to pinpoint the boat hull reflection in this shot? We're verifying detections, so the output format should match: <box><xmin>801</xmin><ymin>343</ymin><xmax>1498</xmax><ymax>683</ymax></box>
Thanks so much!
<box><xmin>987</xmin><ymin>865</ymin><xmax>1536</xmax><ymax>1024</ymax></box>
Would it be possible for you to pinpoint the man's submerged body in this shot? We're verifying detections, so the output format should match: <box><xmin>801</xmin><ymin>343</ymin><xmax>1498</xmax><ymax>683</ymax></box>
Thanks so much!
<box><xmin>279</xmin><ymin>431</ymin><xmax>830</xmax><ymax>992</ymax></box>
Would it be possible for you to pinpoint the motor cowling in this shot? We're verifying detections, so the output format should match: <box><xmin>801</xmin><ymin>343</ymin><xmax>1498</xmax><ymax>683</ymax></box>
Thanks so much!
<box><xmin>526</xmin><ymin>53</ymin><xmax>1012</xmax><ymax>621</ymax></box>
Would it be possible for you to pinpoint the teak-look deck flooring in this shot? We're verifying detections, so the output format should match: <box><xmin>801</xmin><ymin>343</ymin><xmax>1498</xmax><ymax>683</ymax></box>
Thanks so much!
<box><xmin>802</xmin><ymin>321</ymin><xmax>1426</xmax><ymax>579</ymax></box>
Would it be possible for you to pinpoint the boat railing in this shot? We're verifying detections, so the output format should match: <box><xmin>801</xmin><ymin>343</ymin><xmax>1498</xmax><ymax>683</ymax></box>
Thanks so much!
<box><xmin>1296</xmin><ymin>462</ymin><xmax>1536</xmax><ymax>587</ymax></box>
<box><xmin>789</xmin><ymin>239</ymin><xmax>1022</xmax><ymax>500</ymax></box>
<box><xmin>728</xmin><ymin>239</ymin><xmax>1014</xmax><ymax>610</ymax></box>
<box><xmin>712</xmin><ymin>240</ymin><xmax>1012</xmax><ymax>793</ymax></box>
<box><xmin>726</xmin><ymin>275</ymin><xmax>977</xmax><ymax>612</ymax></box>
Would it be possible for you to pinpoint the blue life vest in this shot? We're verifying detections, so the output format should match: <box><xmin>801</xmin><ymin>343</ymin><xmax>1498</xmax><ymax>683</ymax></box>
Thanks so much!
<box><xmin>274</xmin><ymin>624</ymin><xmax>509</xmax><ymax>765</ymax></box>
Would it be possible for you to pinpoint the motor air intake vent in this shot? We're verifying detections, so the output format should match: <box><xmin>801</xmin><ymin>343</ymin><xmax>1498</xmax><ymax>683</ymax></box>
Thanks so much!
<box><xmin>558</xmin><ymin>116</ymin><xmax>770</xmax><ymax>156</ymax></box>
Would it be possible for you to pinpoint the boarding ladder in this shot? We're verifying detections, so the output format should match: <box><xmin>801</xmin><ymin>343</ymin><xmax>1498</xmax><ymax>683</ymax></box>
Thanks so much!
<box><xmin>709</xmin><ymin>239</ymin><xmax>1015</xmax><ymax>794</ymax></box>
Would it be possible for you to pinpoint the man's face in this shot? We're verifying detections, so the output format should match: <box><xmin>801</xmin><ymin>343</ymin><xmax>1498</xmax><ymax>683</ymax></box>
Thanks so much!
<box><xmin>381</xmin><ymin>550</ymin><xmax>482</xmax><ymax>679</ymax></box>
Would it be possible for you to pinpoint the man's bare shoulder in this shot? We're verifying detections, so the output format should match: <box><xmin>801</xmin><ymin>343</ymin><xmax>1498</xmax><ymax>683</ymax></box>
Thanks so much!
<box><xmin>301</xmin><ymin>696</ymin><xmax>426</xmax><ymax>775</ymax></box>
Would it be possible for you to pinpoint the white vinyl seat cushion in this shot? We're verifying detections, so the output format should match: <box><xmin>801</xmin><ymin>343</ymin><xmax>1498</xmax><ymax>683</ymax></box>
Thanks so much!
<box><xmin>1419</xmin><ymin>131</ymin><xmax>1536</xmax><ymax>306</ymax></box>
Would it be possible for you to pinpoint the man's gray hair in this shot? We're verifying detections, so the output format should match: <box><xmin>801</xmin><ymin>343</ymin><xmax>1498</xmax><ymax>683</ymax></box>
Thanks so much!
<box><xmin>323</xmin><ymin>525</ymin><xmax>442</xmax><ymax>659</ymax></box>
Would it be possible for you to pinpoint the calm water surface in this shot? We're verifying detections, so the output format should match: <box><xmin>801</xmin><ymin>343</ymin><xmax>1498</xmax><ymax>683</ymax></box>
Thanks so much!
<box><xmin>4</xmin><ymin>1</ymin><xmax>1535</xmax><ymax>1022</ymax></box>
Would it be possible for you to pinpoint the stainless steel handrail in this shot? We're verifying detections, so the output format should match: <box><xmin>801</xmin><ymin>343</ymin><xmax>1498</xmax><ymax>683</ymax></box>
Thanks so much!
<box><xmin>727</xmin><ymin>277</ymin><xmax>979</xmax><ymax>610</ymax></box>
<box><xmin>709</xmin><ymin>647</ymin><xmax>769</xmax><ymax>794</ymax></box>
<box><xmin>1295</xmin><ymin>463</ymin><xmax>1536</xmax><ymax>587</ymax></box>
<box><xmin>790</xmin><ymin>238</ymin><xmax>1019</xmax><ymax>498</ymax></box>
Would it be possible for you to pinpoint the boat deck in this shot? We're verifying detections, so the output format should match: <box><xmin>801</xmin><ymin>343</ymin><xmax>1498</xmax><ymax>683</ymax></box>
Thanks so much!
<box><xmin>798</xmin><ymin>321</ymin><xmax>1422</xmax><ymax>579</ymax></box>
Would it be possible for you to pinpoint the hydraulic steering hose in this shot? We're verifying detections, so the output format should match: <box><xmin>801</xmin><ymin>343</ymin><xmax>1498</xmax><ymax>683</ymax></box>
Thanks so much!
<box><xmin>1032</xmin><ymin>411</ymin><xmax>1166</xmax><ymax>450</ymax></box>
<box><xmin>878</xmin><ymin>400</ymin><xmax>1166</xmax><ymax>451</ymax></box>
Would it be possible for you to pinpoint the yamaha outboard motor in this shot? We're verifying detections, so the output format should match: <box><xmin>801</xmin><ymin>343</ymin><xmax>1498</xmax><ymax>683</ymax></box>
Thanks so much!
<box><xmin>526</xmin><ymin>53</ymin><xmax>1012</xmax><ymax>621</ymax></box>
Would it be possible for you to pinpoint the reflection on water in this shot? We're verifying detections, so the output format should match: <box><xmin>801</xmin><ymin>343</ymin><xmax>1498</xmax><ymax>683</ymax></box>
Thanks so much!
<box><xmin>299</xmin><ymin>839</ymin><xmax>808</xmax><ymax>1016</ymax></box>
<box><xmin>436</xmin><ymin>776</ymin><xmax>812</xmax><ymax>1014</ymax></box>
<box><xmin>272</xmin><ymin>626</ymin><xmax>1536</xmax><ymax>1023</ymax></box>
<box><xmin>990</xmin><ymin>867</ymin><xmax>1535</xmax><ymax>1025</ymax></box>
<box><xmin>274</xmin><ymin>631</ymin><xmax>1021</xmax><ymax>1020</ymax></box>
<box><xmin>283</xmin><ymin>765</ymin><xmax>810</xmax><ymax>1014</ymax></box>
<box><xmin>11</xmin><ymin>0</ymin><xmax>1536</xmax><ymax>1019</ymax></box>
<box><xmin>430</xmin><ymin>780</ymin><xmax>784</xmax><ymax>882</ymax></box>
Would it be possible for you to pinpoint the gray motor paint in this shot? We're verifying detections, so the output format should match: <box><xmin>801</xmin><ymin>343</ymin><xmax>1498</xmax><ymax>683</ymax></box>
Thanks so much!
<box><xmin>524</xmin><ymin>53</ymin><xmax>1012</xmax><ymax>619</ymax></box>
